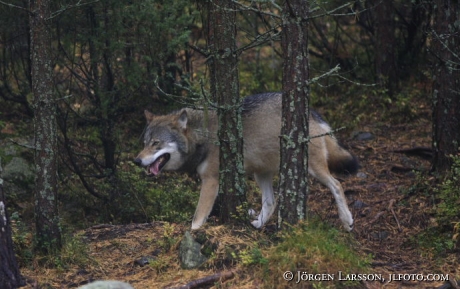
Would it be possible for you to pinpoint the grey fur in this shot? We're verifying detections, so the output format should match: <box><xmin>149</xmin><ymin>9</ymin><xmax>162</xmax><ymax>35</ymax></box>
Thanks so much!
<box><xmin>135</xmin><ymin>93</ymin><xmax>358</xmax><ymax>231</ymax></box>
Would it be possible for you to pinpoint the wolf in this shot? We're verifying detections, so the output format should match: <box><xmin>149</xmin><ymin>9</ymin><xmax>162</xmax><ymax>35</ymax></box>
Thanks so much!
<box><xmin>134</xmin><ymin>92</ymin><xmax>358</xmax><ymax>231</ymax></box>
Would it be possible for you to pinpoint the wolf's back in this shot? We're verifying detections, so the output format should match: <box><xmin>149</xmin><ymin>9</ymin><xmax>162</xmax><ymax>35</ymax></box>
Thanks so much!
<box><xmin>241</xmin><ymin>92</ymin><xmax>358</xmax><ymax>175</ymax></box>
<box><xmin>325</xmin><ymin>137</ymin><xmax>359</xmax><ymax>175</ymax></box>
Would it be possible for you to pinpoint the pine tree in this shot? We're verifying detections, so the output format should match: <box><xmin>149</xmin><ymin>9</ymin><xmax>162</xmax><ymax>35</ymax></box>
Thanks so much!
<box><xmin>278</xmin><ymin>0</ymin><xmax>310</xmax><ymax>227</ymax></box>
<box><xmin>30</xmin><ymin>0</ymin><xmax>61</xmax><ymax>253</ymax></box>
<box><xmin>431</xmin><ymin>0</ymin><xmax>460</xmax><ymax>173</ymax></box>
<box><xmin>208</xmin><ymin>0</ymin><xmax>246</xmax><ymax>224</ymax></box>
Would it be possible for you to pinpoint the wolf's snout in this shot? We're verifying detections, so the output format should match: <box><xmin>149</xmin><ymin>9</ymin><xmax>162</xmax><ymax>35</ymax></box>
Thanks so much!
<box><xmin>133</xmin><ymin>158</ymin><xmax>143</xmax><ymax>166</ymax></box>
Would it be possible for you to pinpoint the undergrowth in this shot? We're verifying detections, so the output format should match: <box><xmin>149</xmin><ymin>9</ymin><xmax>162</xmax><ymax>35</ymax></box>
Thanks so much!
<box><xmin>50</xmin><ymin>232</ymin><xmax>93</xmax><ymax>270</ymax></box>
<box><xmin>250</xmin><ymin>219</ymin><xmax>371</xmax><ymax>289</ymax></box>
<box><xmin>12</xmin><ymin>216</ymin><xmax>92</xmax><ymax>271</ymax></box>
<box><xmin>413</xmin><ymin>155</ymin><xmax>460</xmax><ymax>256</ymax></box>
<box><xmin>187</xmin><ymin>219</ymin><xmax>370</xmax><ymax>288</ymax></box>
<box><xmin>118</xmin><ymin>161</ymin><xmax>199</xmax><ymax>223</ymax></box>
<box><xmin>310</xmin><ymin>83</ymin><xmax>428</xmax><ymax>132</ymax></box>
<box><xmin>59</xmin><ymin>160</ymin><xmax>199</xmax><ymax>227</ymax></box>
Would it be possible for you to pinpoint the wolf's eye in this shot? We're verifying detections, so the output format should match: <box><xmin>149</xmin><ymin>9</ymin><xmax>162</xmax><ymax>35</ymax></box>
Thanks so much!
<box><xmin>151</xmin><ymin>140</ymin><xmax>159</xmax><ymax>146</ymax></box>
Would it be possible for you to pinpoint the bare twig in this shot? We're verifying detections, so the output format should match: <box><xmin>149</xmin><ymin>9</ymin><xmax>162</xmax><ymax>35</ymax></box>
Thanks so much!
<box><xmin>166</xmin><ymin>270</ymin><xmax>236</xmax><ymax>289</ymax></box>
<box><xmin>0</xmin><ymin>0</ymin><xmax>31</xmax><ymax>14</ymax></box>
<box><xmin>388</xmin><ymin>199</ymin><xmax>402</xmax><ymax>232</ymax></box>
<box><xmin>335</xmin><ymin>74</ymin><xmax>377</xmax><ymax>87</ymax></box>
<box><xmin>186</xmin><ymin>43</ymin><xmax>208</xmax><ymax>58</ymax></box>
<box><xmin>231</xmin><ymin>0</ymin><xmax>281</xmax><ymax>19</ymax></box>
<box><xmin>236</xmin><ymin>26</ymin><xmax>282</xmax><ymax>54</ymax></box>
<box><xmin>309</xmin><ymin>2</ymin><xmax>359</xmax><ymax>20</ymax></box>
<box><xmin>429</xmin><ymin>28</ymin><xmax>460</xmax><ymax>65</ymax></box>
<box><xmin>48</xmin><ymin>0</ymin><xmax>100</xmax><ymax>20</ymax></box>
<box><xmin>279</xmin><ymin>126</ymin><xmax>346</xmax><ymax>144</ymax></box>
<box><xmin>369</xmin><ymin>211</ymin><xmax>385</xmax><ymax>225</ymax></box>
<box><xmin>393</xmin><ymin>147</ymin><xmax>433</xmax><ymax>160</ymax></box>
<box><xmin>153</xmin><ymin>76</ymin><xmax>199</xmax><ymax>108</ymax></box>
<box><xmin>307</xmin><ymin>64</ymin><xmax>341</xmax><ymax>85</ymax></box>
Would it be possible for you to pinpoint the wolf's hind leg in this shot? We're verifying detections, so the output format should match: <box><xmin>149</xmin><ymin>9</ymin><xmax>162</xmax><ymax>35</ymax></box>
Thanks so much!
<box><xmin>309</xmin><ymin>165</ymin><xmax>354</xmax><ymax>231</ymax></box>
<box><xmin>250</xmin><ymin>172</ymin><xmax>276</xmax><ymax>229</ymax></box>
<box><xmin>192</xmin><ymin>177</ymin><xmax>219</xmax><ymax>230</ymax></box>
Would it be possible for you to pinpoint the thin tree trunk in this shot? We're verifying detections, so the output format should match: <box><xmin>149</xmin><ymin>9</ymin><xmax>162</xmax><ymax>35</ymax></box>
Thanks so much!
<box><xmin>431</xmin><ymin>0</ymin><xmax>460</xmax><ymax>173</ymax></box>
<box><xmin>373</xmin><ymin>0</ymin><xmax>398</xmax><ymax>97</ymax></box>
<box><xmin>30</xmin><ymin>0</ymin><xmax>62</xmax><ymax>253</ymax></box>
<box><xmin>278</xmin><ymin>0</ymin><xmax>310</xmax><ymax>228</ymax></box>
<box><xmin>208</xmin><ymin>0</ymin><xmax>246</xmax><ymax>224</ymax></box>
<box><xmin>0</xmin><ymin>166</ymin><xmax>25</xmax><ymax>289</ymax></box>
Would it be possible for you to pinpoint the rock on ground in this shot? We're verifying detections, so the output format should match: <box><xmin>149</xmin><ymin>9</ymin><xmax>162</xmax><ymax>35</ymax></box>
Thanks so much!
<box><xmin>77</xmin><ymin>280</ymin><xmax>134</xmax><ymax>289</ymax></box>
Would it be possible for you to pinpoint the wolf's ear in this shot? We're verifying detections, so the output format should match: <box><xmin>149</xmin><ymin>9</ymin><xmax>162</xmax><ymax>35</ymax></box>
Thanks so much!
<box><xmin>144</xmin><ymin>110</ymin><xmax>155</xmax><ymax>123</ymax></box>
<box><xmin>178</xmin><ymin>109</ymin><xmax>188</xmax><ymax>130</ymax></box>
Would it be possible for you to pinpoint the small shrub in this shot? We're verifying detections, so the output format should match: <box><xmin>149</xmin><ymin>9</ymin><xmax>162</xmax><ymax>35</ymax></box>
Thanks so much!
<box><xmin>414</xmin><ymin>155</ymin><xmax>460</xmax><ymax>256</ymax></box>
<box><xmin>239</xmin><ymin>247</ymin><xmax>268</xmax><ymax>266</ymax></box>
<box><xmin>260</xmin><ymin>219</ymin><xmax>371</xmax><ymax>289</ymax></box>
<box><xmin>158</xmin><ymin>222</ymin><xmax>178</xmax><ymax>251</ymax></box>
<box><xmin>434</xmin><ymin>155</ymin><xmax>460</xmax><ymax>228</ymax></box>
<box><xmin>10</xmin><ymin>211</ymin><xmax>34</xmax><ymax>267</ymax></box>
<box><xmin>53</xmin><ymin>232</ymin><xmax>92</xmax><ymax>270</ymax></box>
<box><xmin>119</xmin><ymin>161</ymin><xmax>199</xmax><ymax>224</ymax></box>
<box><xmin>149</xmin><ymin>255</ymin><xmax>173</xmax><ymax>273</ymax></box>
<box><xmin>12</xmin><ymin>216</ymin><xmax>92</xmax><ymax>271</ymax></box>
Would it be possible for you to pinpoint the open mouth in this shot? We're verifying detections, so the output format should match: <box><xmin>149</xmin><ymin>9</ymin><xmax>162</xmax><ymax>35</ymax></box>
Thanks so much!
<box><xmin>147</xmin><ymin>153</ymin><xmax>171</xmax><ymax>175</ymax></box>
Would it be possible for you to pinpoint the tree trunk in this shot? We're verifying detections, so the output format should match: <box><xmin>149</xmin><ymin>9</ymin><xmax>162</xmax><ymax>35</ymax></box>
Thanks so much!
<box><xmin>431</xmin><ymin>0</ymin><xmax>460</xmax><ymax>173</ymax></box>
<box><xmin>278</xmin><ymin>0</ymin><xmax>310</xmax><ymax>228</ymax></box>
<box><xmin>0</xmin><ymin>167</ymin><xmax>25</xmax><ymax>289</ymax></box>
<box><xmin>30</xmin><ymin>0</ymin><xmax>62</xmax><ymax>253</ymax></box>
<box><xmin>373</xmin><ymin>0</ymin><xmax>398</xmax><ymax>97</ymax></box>
<box><xmin>208</xmin><ymin>0</ymin><xmax>246</xmax><ymax>224</ymax></box>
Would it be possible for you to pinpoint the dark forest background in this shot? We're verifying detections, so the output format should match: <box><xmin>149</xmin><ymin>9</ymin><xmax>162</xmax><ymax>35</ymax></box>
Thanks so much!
<box><xmin>0</xmin><ymin>0</ymin><xmax>459</xmax><ymax>287</ymax></box>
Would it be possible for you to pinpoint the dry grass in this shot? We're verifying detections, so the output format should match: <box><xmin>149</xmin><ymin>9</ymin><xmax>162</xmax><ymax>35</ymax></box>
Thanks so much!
<box><xmin>19</xmin><ymin>219</ymin><xmax>369</xmax><ymax>289</ymax></box>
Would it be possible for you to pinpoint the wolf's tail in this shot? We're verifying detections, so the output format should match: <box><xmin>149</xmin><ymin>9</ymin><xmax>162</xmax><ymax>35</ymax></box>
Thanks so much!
<box><xmin>325</xmin><ymin>137</ymin><xmax>359</xmax><ymax>175</ymax></box>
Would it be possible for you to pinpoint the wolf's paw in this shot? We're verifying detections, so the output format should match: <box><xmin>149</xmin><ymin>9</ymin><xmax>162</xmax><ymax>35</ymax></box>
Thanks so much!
<box><xmin>248</xmin><ymin>208</ymin><xmax>258</xmax><ymax>218</ymax></box>
<box><xmin>191</xmin><ymin>221</ymin><xmax>203</xmax><ymax>230</ymax></box>
<box><xmin>338</xmin><ymin>208</ymin><xmax>354</xmax><ymax>232</ymax></box>
<box><xmin>345</xmin><ymin>221</ymin><xmax>354</xmax><ymax>232</ymax></box>
<box><xmin>248</xmin><ymin>209</ymin><xmax>263</xmax><ymax>228</ymax></box>
<box><xmin>341</xmin><ymin>218</ymin><xmax>354</xmax><ymax>232</ymax></box>
<box><xmin>251</xmin><ymin>219</ymin><xmax>263</xmax><ymax>229</ymax></box>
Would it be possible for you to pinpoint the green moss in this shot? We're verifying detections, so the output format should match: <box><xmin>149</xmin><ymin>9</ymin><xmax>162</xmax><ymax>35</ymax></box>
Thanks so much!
<box><xmin>408</xmin><ymin>156</ymin><xmax>460</xmax><ymax>257</ymax></box>
<box><xmin>260</xmin><ymin>219</ymin><xmax>371</xmax><ymax>289</ymax></box>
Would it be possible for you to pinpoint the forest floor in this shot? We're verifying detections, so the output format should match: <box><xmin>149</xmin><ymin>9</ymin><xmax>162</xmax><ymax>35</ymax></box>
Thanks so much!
<box><xmin>20</xmin><ymin>105</ymin><xmax>459</xmax><ymax>289</ymax></box>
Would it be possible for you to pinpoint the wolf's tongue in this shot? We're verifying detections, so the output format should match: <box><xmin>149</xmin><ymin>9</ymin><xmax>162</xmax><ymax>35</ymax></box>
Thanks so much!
<box><xmin>149</xmin><ymin>159</ymin><xmax>161</xmax><ymax>175</ymax></box>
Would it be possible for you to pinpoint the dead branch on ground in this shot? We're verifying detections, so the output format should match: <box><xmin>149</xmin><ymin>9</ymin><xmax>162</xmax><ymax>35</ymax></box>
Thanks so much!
<box><xmin>166</xmin><ymin>270</ymin><xmax>236</xmax><ymax>289</ymax></box>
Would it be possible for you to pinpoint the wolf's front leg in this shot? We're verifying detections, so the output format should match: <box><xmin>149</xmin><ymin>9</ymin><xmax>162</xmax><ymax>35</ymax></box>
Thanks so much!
<box><xmin>250</xmin><ymin>172</ymin><xmax>276</xmax><ymax>229</ymax></box>
<box><xmin>191</xmin><ymin>177</ymin><xmax>219</xmax><ymax>230</ymax></box>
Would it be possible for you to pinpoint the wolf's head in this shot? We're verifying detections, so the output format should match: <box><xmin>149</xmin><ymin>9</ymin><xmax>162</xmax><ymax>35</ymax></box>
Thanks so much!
<box><xmin>134</xmin><ymin>109</ymin><xmax>190</xmax><ymax>175</ymax></box>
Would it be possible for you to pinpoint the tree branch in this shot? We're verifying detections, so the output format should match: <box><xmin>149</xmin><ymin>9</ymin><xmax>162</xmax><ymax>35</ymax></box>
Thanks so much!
<box><xmin>279</xmin><ymin>127</ymin><xmax>346</xmax><ymax>144</ymax></box>
<box><xmin>236</xmin><ymin>25</ymin><xmax>282</xmax><ymax>54</ymax></box>
<box><xmin>231</xmin><ymin>0</ymin><xmax>281</xmax><ymax>19</ymax></box>
<box><xmin>166</xmin><ymin>270</ymin><xmax>235</xmax><ymax>289</ymax></box>
<box><xmin>186</xmin><ymin>43</ymin><xmax>209</xmax><ymax>58</ymax></box>
<box><xmin>0</xmin><ymin>0</ymin><xmax>31</xmax><ymax>14</ymax></box>
<box><xmin>47</xmin><ymin>0</ymin><xmax>100</xmax><ymax>20</ymax></box>
<box><xmin>307</xmin><ymin>64</ymin><xmax>341</xmax><ymax>85</ymax></box>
